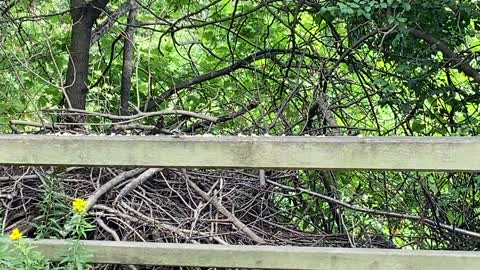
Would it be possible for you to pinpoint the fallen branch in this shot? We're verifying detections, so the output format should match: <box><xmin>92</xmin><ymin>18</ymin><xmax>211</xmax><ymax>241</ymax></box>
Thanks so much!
<box><xmin>114</xmin><ymin>168</ymin><xmax>161</xmax><ymax>204</ymax></box>
<box><xmin>10</xmin><ymin>120</ymin><xmax>172</xmax><ymax>134</ymax></box>
<box><xmin>110</xmin><ymin>203</ymin><xmax>230</xmax><ymax>245</ymax></box>
<box><xmin>86</xmin><ymin>168</ymin><xmax>146</xmax><ymax>212</ymax></box>
<box><xmin>0</xmin><ymin>174</ymin><xmax>38</xmax><ymax>182</ymax></box>
<box><xmin>50</xmin><ymin>108</ymin><xmax>218</xmax><ymax>124</ymax></box>
<box><xmin>112</xmin><ymin>124</ymin><xmax>171</xmax><ymax>134</ymax></box>
<box><xmin>184</xmin><ymin>172</ymin><xmax>266</xmax><ymax>244</ymax></box>
<box><xmin>9</xmin><ymin>120</ymin><xmax>59</xmax><ymax>129</ymax></box>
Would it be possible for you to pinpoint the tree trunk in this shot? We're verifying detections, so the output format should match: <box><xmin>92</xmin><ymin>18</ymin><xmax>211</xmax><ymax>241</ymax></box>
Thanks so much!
<box><xmin>119</xmin><ymin>0</ymin><xmax>138</xmax><ymax>116</ymax></box>
<box><xmin>64</xmin><ymin>0</ymin><xmax>108</xmax><ymax>122</ymax></box>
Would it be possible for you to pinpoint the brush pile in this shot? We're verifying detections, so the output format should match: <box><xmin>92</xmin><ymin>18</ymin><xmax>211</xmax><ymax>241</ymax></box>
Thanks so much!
<box><xmin>1</xmin><ymin>162</ymin><xmax>396</xmax><ymax>269</ymax></box>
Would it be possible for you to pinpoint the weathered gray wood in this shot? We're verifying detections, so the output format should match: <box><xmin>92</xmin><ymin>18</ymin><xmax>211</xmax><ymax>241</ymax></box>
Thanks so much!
<box><xmin>1</xmin><ymin>135</ymin><xmax>480</xmax><ymax>170</ymax></box>
<box><xmin>28</xmin><ymin>240</ymin><xmax>480</xmax><ymax>269</ymax></box>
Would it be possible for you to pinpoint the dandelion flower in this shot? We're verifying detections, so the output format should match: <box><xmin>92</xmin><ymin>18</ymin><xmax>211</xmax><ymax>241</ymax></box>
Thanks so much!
<box><xmin>72</xmin><ymin>198</ymin><xmax>88</xmax><ymax>213</ymax></box>
<box><xmin>9</xmin><ymin>228</ymin><xmax>22</xmax><ymax>241</ymax></box>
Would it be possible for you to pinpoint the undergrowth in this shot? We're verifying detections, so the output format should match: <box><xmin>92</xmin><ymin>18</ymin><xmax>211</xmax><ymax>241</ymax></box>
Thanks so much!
<box><xmin>0</xmin><ymin>173</ymin><xmax>95</xmax><ymax>270</ymax></box>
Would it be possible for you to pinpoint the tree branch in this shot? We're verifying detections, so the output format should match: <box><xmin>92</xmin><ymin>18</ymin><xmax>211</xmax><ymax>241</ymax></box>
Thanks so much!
<box><xmin>90</xmin><ymin>0</ymin><xmax>130</xmax><ymax>45</ymax></box>
<box><xmin>268</xmin><ymin>180</ymin><xmax>480</xmax><ymax>239</ymax></box>
<box><xmin>409</xmin><ymin>29</ymin><xmax>480</xmax><ymax>84</ymax></box>
<box><xmin>145</xmin><ymin>49</ymin><xmax>297</xmax><ymax>111</ymax></box>
<box><xmin>183</xmin><ymin>99</ymin><xmax>259</xmax><ymax>133</ymax></box>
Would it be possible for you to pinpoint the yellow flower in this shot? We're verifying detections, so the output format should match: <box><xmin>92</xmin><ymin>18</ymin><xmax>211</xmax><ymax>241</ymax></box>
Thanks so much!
<box><xmin>9</xmin><ymin>228</ymin><xmax>22</xmax><ymax>241</ymax></box>
<box><xmin>72</xmin><ymin>198</ymin><xmax>88</xmax><ymax>213</ymax></box>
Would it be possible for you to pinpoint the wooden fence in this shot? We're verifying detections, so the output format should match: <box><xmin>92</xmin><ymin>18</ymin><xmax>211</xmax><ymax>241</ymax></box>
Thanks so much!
<box><xmin>2</xmin><ymin>135</ymin><xmax>480</xmax><ymax>170</ymax></box>
<box><xmin>27</xmin><ymin>240</ymin><xmax>480</xmax><ymax>270</ymax></box>
<box><xmin>2</xmin><ymin>135</ymin><xmax>480</xmax><ymax>269</ymax></box>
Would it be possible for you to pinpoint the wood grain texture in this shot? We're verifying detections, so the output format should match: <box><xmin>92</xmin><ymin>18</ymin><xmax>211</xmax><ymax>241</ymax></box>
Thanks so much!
<box><xmin>28</xmin><ymin>240</ymin><xmax>480</xmax><ymax>269</ymax></box>
<box><xmin>1</xmin><ymin>135</ymin><xmax>480</xmax><ymax>170</ymax></box>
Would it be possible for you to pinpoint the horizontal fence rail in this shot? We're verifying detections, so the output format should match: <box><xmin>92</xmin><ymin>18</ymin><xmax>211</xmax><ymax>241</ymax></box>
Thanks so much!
<box><xmin>26</xmin><ymin>240</ymin><xmax>480</xmax><ymax>269</ymax></box>
<box><xmin>1</xmin><ymin>135</ymin><xmax>480</xmax><ymax>170</ymax></box>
